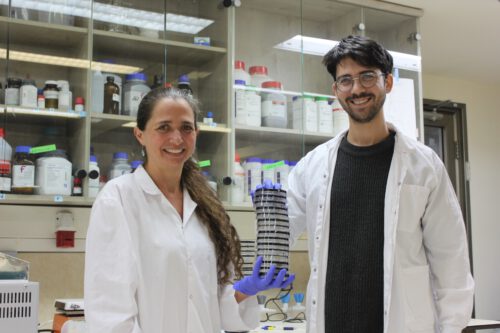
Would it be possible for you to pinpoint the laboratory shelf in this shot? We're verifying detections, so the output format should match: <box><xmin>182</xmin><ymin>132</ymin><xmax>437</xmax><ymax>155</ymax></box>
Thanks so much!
<box><xmin>234</xmin><ymin>84</ymin><xmax>335</xmax><ymax>100</ymax></box>
<box><xmin>235</xmin><ymin>124</ymin><xmax>333</xmax><ymax>146</ymax></box>
<box><xmin>0</xmin><ymin>193</ymin><xmax>93</xmax><ymax>207</ymax></box>
<box><xmin>92</xmin><ymin>29</ymin><xmax>227</xmax><ymax>67</ymax></box>
<box><xmin>1</xmin><ymin>105</ymin><xmax>86</xmax><ymax>131</ymax></box>
<box><xmin>2</xmin><ymin>105</ymin><xmax>85</xmax><ymax>118</ymax></box>
<box><xmin>0</xmin><ymin>16</ymin><xmax>88</xmax><ymax>63</ymax></box>
<box><xmin>90</xmin><ymin>112</ymin><xmax>231</xmax><ymax>138</ymax></box>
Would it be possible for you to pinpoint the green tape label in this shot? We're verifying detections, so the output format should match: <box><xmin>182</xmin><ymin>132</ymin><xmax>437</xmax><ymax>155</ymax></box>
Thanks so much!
<box><xmin>198</xmin><ymin>160</ymin><xmax>211</xmax><ymax>168</ymax></box>
<box><xmin>30</xmin><ymin>144</ymin><xmax>57</xmax><ymax>154</ymax></box>
<box><xmin>262</xmin><ymin>160</ymin><xmax>285</xmax><ymax>171</ymax></box>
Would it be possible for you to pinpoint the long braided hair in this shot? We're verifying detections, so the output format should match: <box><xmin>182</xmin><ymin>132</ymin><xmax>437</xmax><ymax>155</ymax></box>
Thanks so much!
<box><xmin>136</xmin><ymin>88</ymin><xmax>243</xmax><ymax>284</ymax></box>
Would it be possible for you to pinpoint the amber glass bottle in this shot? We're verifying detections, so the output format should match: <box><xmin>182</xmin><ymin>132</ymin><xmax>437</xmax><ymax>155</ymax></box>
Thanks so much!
<box><xmin>103</xmin><ymin>76</ymin><xmax>120</xmax><ymax>114</ymax></box>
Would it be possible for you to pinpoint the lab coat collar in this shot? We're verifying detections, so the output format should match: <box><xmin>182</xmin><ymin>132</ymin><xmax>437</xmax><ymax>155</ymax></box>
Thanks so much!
<box><xmin>134</xmin><ymin>165</ymin><xmax>198</xmax><ymax>222</ymax></box>
<box><xmin>328</xmin><ymin>122</ymin><xmax>411</xmax><ymax>155</ymax></box>
<box><xmin>134</xmin><ymin>165</ymin><xmax>162</xmax><ymax>195</ymax></box>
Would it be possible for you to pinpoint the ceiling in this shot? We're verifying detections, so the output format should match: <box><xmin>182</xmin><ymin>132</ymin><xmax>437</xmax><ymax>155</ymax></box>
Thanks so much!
<box><xmin>245</xmin><ymin>0</ymin><xmax>500</xmax><ymax>85</ymax></box>
<box><xmin>389</xmin><ymin>0</ymin><xmax>500</xmax><ymax>85</ymax></box>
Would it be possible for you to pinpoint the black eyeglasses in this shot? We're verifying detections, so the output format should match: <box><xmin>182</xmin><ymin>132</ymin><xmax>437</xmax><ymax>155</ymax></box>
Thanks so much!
<box><xmin>334</xmin><ymin>72</ymin><xmax>385</xmax><ymax>93</ymax></box>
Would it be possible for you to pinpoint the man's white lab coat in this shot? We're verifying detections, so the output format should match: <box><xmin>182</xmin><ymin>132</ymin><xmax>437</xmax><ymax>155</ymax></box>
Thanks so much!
<box><xmin>288</xmin><ymin>124</ymin><xmax>474</xmax><ymax>333</ymax></box>
<box><xmin>84</xmin><ymin>165</ymin><xmax>259</xmax><ymax>333</ymax></box>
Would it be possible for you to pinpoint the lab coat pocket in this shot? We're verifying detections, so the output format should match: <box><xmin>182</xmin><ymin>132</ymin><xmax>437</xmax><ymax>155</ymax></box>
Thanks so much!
<box><xmin>401</xmin><ymin>265</ymin><xmax>435</xmax><ymax>332</ymax></box>
<box><xmin>397</xmin><ymin>185</ymin><xmax>430</xmax><ymax>233</ymax></box>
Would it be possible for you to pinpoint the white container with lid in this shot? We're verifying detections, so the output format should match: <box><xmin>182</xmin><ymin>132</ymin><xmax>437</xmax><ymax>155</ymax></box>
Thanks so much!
<box><xmin>274</xmin><ymin>160</ymin><xmax>289</xmax><ymax>190</ymax></box>
<box><xmin>293</xmin><ymin>95</ymin><xmax>318</xmax><ymax>132</ymax></box>
<box><xmin>88</xmin><ymin>155</ymin><xmax>100</xmax><ymax>197</ymax></box>
<box><xmin>35</xmin><ymin>150</ymin><xmax>72</xmax><ymax>195</ymax></box>
<box><xmin>20</xmin><ymin>79</ymin><xmax>38</xmax><ymax>108</ymax></box>
<box><xmin>5</xmin><ymin>78</ymin><xmax>22</xmax><ymax>106</ymax></box>
<box><xmin>234</xmin><ymin>60</ymin><xmax>251</xmax><ymax>84</ymax></box>
<box><xmin>57</xmin><ymin>80</ymin><xmax>72</xmax><ymax>112</ymax></box>
<box><xmin>317</xmin><ymin>97</ymin><xmax>333</xmax><ymax>133</ymax></box>
<box><xmin>261</xmin><ymin>159</ymin><xmax>275</xmax><ymax>184</ymax></box>
<box><xmin>332</xmin><ymin>99</ymin><xmax>350</xmax><ymax>135</ymax></box>
<box><xmin>243</xmin><ymin>157</ymin><xmax>262</xmax><ymax>202</ymax></box>
<box><xmin>231</xmin><ymin>153</ymin><xmax>246</xmax><ymax>205</ymax></box>
<box><xmin>261</xmin><ymin>81</ymin><xmax>287</xmax><ymax>128</ymax></box>
<box><xmin>235</xmin><ymin>80</ymin><xmax>247</xmax><ymax>126</ymax></box>
<box><xmin>245</xmin><ymin>86</ymin><xmax>262</xmax><ymax>127</ymax></box>
<box><xmin>123</xmin><ymin>73</ymin><xmax>150</xmax><ymax>117</ymax></box>
<box><xmin>108</xmin><ymin>152</ymin><xmax>131</xmax><ymax>180</ymax></box>
<box><xmin>249</xmin><ymin>66</ymin><xmax>270</xmax><ymax>88</ymax></box>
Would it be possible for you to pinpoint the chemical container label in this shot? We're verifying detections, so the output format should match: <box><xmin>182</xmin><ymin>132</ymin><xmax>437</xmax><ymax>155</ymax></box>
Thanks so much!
<box><xmin>12</xmin><ymin>165</ymin><xmax>35</xmax><ymax>187</ymax></box>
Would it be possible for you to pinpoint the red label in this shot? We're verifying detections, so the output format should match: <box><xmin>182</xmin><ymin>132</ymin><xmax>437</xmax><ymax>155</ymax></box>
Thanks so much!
<box><xmin>0</xmin><ymin>160</ymin><xmax>11</xmax><ymax>175</ymax></box>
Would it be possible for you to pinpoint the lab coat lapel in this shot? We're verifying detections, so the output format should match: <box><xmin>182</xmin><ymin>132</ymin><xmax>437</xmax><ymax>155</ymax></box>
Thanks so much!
<box><xmin>183</xmin><ymin>188</ymin><xmax>198</xmax><ymax>225</ymax></box>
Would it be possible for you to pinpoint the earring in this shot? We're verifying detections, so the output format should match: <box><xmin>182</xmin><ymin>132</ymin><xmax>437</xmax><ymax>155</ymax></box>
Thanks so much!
<box><xmin>141</xmin><ymin>146</ymin><xmax>146</xmax><ymax>157</ymax></box>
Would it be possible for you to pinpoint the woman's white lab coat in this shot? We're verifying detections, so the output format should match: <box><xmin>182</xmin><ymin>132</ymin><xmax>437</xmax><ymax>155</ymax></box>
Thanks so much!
<box><xmin>84</xmin><ymin>165</ymin><xmax>259</xmax><ymax>333</ymax></box>
<box><xmin>287</xmin><ymin>124</ymin><xmax>474</xmax><ymax>333</ymax></box>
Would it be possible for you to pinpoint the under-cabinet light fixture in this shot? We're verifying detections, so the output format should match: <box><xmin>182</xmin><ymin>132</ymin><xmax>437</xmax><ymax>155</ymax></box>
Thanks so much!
<box><xmin>0</xmin><ymin>48</ymin><xmax>142</xmax><ymax>74</ymax></box>
<box><xmin>2</xmin><ymin>0</ymin><xmax>214</xmax><ymax>34</ymax></box>
<box><xmin>122</xmin><ymin>121</ymin><xmax>137</xmax><ymax>128</ymax></box>
<box><xmin>274</xmin><ymin>35</ymin><xmax>421</xmax><ymax>72</ymax></box>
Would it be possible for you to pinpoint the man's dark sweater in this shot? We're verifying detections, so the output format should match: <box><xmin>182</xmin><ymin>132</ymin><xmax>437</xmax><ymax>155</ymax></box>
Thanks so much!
<box><xmin>324</xmin><ymin>131</ymin><xmax>395</xmax><ymax>333</ymax></box>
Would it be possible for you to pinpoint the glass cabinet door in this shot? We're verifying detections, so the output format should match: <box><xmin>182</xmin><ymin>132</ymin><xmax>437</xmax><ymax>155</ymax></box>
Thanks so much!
<box><xmin>0</xmin><ymin>0</ymin><xmax>90</xmax><ymax>202</ymax></box>
<box><xmin>232</xmin><ymin>0</ymin><xmax>422</xmax><ymax>206</ymax></box>
<box><xmin>363</xmin><ymin>8</ymin><xmax>422</xmax><ymax>140</ymax></box>
<box><xmin>232</xmin><ymin>0</ymin><xmax>307</xmax><ymax>206</ymax></box>
<box><xmin>89</xmin><ymin>0</ymin><xmax>230</xmax><ymax>201</ymax></box>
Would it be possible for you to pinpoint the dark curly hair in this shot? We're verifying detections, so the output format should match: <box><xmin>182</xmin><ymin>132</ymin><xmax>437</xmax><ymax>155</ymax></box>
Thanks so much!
<box><xmin>323</xmin><ymin>35</ymin><xmax>393</xmax><ymax>80</ymax></box>
<box><xmin>136</xmin><ymin>88</ymin><xmax>244</xmax><ymax>285</ymax></box>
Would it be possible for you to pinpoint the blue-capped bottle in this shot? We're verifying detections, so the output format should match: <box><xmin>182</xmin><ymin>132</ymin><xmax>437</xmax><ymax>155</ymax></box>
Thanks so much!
<box><xmin>130</xmin><ymin>160</ymin><xmax>143</xmax><ymax>173</ymax></box>
<box><xmin>177</xmin><ymin>74</ymin><xmax>193</xmax><ymax>96</ymax></box>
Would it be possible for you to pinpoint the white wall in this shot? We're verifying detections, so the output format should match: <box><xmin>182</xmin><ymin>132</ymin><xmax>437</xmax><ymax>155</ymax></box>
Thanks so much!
<box><xmin>422</xmin><ymin>73</ymin><xmax>500</xmax><ymax>320</ymax></box>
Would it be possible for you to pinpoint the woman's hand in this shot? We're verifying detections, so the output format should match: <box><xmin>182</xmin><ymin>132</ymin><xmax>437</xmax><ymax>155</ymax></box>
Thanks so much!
<box><xmin>233</xmin><ymin>256</ymin><xmax>295</xmax><ymax>296</ymax></box>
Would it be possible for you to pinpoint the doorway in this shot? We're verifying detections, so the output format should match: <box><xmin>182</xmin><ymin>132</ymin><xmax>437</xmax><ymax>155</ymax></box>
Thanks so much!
<box><xmin>423</xmin><ymin>99</ymin><xmax>473</xmax><ymax>269</ymax></box>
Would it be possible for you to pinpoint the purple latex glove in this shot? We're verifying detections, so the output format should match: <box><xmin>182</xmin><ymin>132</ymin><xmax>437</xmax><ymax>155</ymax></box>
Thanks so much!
<box><xmin>233</xmin><ymin>256</ymin><xmax>295</xmax><ymax>296</ymax></box>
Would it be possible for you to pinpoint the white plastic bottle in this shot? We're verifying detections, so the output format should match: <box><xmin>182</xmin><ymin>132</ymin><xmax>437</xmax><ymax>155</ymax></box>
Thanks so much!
<box><xmin>35</xmin><ymin>150</ymin><xmax>72</xmax><ymax>195</ymax></box>
<box><xmin>243</xmin><ymin>157</ymin><xmax>262</xmax><ymax>202</ymax></box>
<box><xmin>57</xmin><ymin>80</ymin><xmax>72</xmax><ymax>112</ymax></box>
<box><xmin>231</xmin><ymin>153</ymin><xmax>245</xmax><ymax>205</ymax></box>
<box><xmin>274</xmin><ymin>160</ymin><xmax>289</xmax><ymax>190</ymax></box>
<box><xmin>293</xmin><ymin>95</ymin><xmax>318</xmax><ymax>132</ymax></box>
<box><xmin>235</xmin><ymin>79</ymin><xmax>247</xmax><ymax>126</ymax></box>
<box><xmin>261</xmin><ymin>159</ymin><xmax>275</xmax><ymax>184</ymax></box>
<box><xmin>108</xmin><ymin>152</ymin><xmax>132</xmax><ymax>180</ymax></box>
<box><xmin>249</xmin><ymin>66</ymin><xmax>270</xmax><ymax>88</ymax></box>
<box><xmin>123</xmin><ymin>73</ymin><xmax>150</xmax><ymax>117</ymax></box>
<box><xmin>245</xmin><ymin>86</ymin><xmax>262</xmax><ymax>127</ymax></box>
<box><xmin>261</xmin><ymin>81</ymin><xmax>287</xmax><ymax>128</ymax></box>
<box><xmin>88</xmin><ymin>155</ymin><xmax>100</xmax><ymax>198</ymax></box>
<box><xmin>234</xmin><ymin>60</ymin><xmax>251</xmax><ymax>83</ymax></box>
<box><xmin>0</xmin><ymin>127</ymin><xmax>13</xmax><ymax>192</ymax></box>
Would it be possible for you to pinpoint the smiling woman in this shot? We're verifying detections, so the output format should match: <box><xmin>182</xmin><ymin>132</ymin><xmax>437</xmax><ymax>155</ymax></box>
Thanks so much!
<box><xmin>84</xmin><ymin>87</ymin><xmax>294</xmax><ymax>333</ymax></box>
